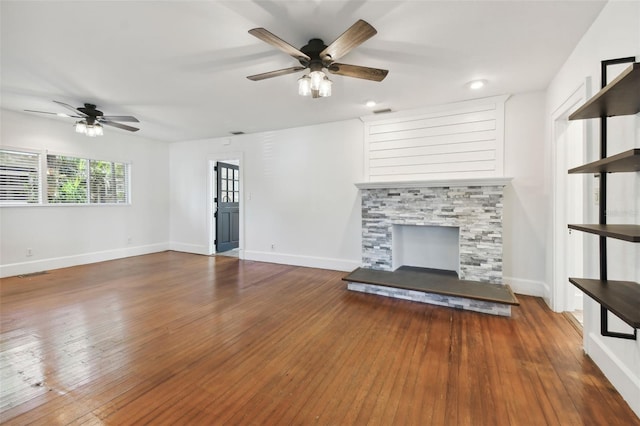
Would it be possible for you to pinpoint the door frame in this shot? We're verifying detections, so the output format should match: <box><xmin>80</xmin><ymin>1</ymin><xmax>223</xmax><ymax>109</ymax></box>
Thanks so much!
<box><xmin>550</xmin><ymin>80</ymin><xmax>589</xmax><ymax>312</ymax></box>
<box><xmin>207</xmin><ymin>152</ymin><xmax>244</xmax><ymax>257</ymax></box>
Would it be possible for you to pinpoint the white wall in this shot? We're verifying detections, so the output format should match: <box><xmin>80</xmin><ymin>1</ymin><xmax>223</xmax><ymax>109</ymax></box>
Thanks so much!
<box><xmin>169</xmin><ymin>94</ymin><xmax>548</xmax><ymax>289</ymax></box>
<box><xmin>0</xmin><ymin>109</ymin><xmax>171</xmax><ymax>277</ymax></box>
<box><xmin>170</xmin><ymin>119</ymin><xmax>364</xmax><ymax>271</ymax></box>
<box><xmin>503</xmin><ymin>92</ymin><xmax>547</xmax><ymax>296</ymax></box>
<box><xmin>546</xmin><ymin>1</ymin><xmax>640</xmax><ymax>417</ymax></box>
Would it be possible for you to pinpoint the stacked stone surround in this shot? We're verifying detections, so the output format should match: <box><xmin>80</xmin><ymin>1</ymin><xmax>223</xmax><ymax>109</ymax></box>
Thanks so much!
<box><xmin>346</xmin><ymin>282</ymin><xmax>512</xmax><ymax>316</ymax></box>
<box><xmin>361</xmin><ymin>185</ymin><xmax>506</xmax><ymax>284</ymax></box>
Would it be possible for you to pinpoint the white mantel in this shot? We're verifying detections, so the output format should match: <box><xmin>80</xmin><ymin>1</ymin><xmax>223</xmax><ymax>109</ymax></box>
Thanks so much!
<box><xmin>355</xmin><ymin>177</ymin><xmax>513</xmax><ymax>190</ymax></box>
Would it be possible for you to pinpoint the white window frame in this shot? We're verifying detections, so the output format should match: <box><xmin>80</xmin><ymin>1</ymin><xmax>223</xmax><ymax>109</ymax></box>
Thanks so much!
<box><xmin>0</xmin><ymin>147</ymin><xmax>131</xmax><ymax>207</ymax></box>
<box><xmin>0</xmin><ymin>147</ymin><xmax>42</xmax><ymax>205</ymax></box>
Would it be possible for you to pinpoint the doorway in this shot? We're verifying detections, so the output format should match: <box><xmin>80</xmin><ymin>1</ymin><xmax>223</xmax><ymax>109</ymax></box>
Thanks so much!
<box><xmin>215</xmin><ymin>161</ymin><xmax>240</xmax><ymax>254</ymax></box>
<box><xmin>208</xmin><ymin>153</ymin><xmax>243</xmax><ymax>258</ymax></box>
<box><xmin>551</xmin><ymin>80</ymin><xmax>589</xmax><ymax>321</ymax></box>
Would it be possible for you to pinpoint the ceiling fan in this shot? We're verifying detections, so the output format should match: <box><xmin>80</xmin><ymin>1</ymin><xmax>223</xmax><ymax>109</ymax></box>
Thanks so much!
<box><xmin>247</xmin><ymin>19</ymin><xmax>388</xmax><ymax>98</ymax></box>
<box><xmin>25</xmin><ymin>100</ymin><xmax>139</xmax><ymax>136</ymax></box>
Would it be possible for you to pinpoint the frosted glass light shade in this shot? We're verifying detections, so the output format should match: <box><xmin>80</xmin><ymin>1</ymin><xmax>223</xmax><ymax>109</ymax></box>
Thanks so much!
<box><xmin>298</xmin><ymin>75</ymin><xmax>311</xmax><ymax>96</ymax></box>
<box><xmin>319</xmin><ymin>77</ymin><xmax>332</xmax><ymax>97</ymax></box>
<box><xmin>309</xmin><ymin>70</ymin><xmax>324</xmax><ymax>91</ymax></box>
<box><xmin>75</xmin><ymin>121</ymin><xmax>87</xmax><ymax>133</ymax></box>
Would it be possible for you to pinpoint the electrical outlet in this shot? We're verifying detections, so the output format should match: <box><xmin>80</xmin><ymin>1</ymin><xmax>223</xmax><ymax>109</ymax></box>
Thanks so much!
<box><xmin>271</xmin><ymin>244</ymin><xmax>276</xmax><ymax>250</ymax></box>
<box><xmin>127</xmin><ymin>236</ymin><xmax>132</xmax><ymax>244</ymax></box>
<box><xmin>26</xmin><ymin>248</ymin><xmax>33</xmax><ymax>257</ymax></box>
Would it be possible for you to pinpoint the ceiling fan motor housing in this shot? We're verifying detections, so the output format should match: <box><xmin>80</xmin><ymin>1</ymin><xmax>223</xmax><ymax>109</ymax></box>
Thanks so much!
<box><xmin>300</xmin><ymin>38</ymin><xmax>329</xmax><ymax>70</ymax></box>
<box><xmin>78</xmin><ymin>104</ymin><xmax>103</xmax><ymax>117</ymax></box>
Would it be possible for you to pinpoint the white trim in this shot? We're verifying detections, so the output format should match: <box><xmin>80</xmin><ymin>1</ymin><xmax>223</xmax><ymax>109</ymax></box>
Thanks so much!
<box><xmin>360</xmin><ymin>95</ymin><xmax>511</xmax><ymax>124</ymax></box>
<box><xmin>355</xmin><ymin>177</ymin><xmax>512</xmax><ymax>189</ymax></box>
<box><xmin>494</xmin><ymin>98</ymin><xmax>506</xmax><ymax>177</ymax></box>
<box><xmin>550</xmin><ymin>80</ymin><xmax>589</xmax><ymax>312</ymax></box>
<box><xmin>503</xmin><ymin>276</ymin><xmax>548</xmax><ymax>297</ymax></box>
<box><xmin>169</xmin><ymin>241</ymin><xmax>209</xmax><ymax>255</ymax></box>
<box><xmin>0</xmin><ymin>243</ymin><xmax>169</xmax><ymax>278</ymax></box>
<box><xmin>243</xmin><ymin>250</ymin><xmax>360</xmax><ymax>272</ymax></box>
<box><xmin>586</xmin><ymin>332</ymin><xmax>640</xmax><ymax>418</ymax></box>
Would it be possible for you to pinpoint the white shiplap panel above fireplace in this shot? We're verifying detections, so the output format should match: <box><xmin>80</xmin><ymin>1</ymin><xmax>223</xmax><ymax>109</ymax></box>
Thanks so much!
<box><xmin>361</xmin><ymin>95</ymin><xmax>509</xmax><ymax>182</ymax></box>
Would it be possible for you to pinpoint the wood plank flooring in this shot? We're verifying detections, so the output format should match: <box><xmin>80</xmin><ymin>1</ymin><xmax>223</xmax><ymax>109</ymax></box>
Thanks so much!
<box><xmin>1</xmin><ymin>251</ymin><xmax>638</xmax><ymax>425</ymax></box>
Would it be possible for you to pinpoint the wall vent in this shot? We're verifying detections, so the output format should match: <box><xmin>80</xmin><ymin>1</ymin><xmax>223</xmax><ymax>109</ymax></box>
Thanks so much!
<box><xmin>230</xmin><ymin>131</ymin><xmax>245</xmax><ymax>135</ymax></box>
<box><xmin>373</xmin><ymin>108</ymin><xmax>392</xmax><ymax>114</ymax></box>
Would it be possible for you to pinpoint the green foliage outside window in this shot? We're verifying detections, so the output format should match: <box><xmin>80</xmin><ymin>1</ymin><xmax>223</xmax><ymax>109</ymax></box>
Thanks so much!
<box><xmin>47</xmin><ymin>155</ymin><xmax>88</xmax><ymax>203</ymax></box>
<box><xmin>47</xmin><ymin>155</ymin><xmax>128</xmax><ymax>204</ymax></box>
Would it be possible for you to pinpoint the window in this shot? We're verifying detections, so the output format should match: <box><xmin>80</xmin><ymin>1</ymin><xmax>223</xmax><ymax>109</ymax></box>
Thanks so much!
<box><xmin>47</xmin><ymin>154</ymin><xmax>130</xmax><ymax>204</ymax></box>
<box><xmin>0</xmin><ymin>149</ymin><xmax>130</xmax><ymax>206</ymax></box>
<box><xmin>0</xmin><ymin>149</ymin><xmax>41</xmax><ymax>204</ymax></box>
<box><xmin>89</xmin><ymin>160</ymin><xmax>129</xmax><ymax>204</ymax></box>
<box><xmin>47</xmin><ymin>155</ymin><xmax>88</xmax><ymax>203</ymax></box>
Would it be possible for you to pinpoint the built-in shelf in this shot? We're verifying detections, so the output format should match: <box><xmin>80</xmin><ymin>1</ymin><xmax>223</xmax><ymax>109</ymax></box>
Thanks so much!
<box><xmin>569</xmin><ymin>278</ymin><xmax>640</xmax><ymax>329</ymax></box>
<box><xmin>568</xmin><ymin>224</ymin><xmax>640</xmax><ymax>242</ymax></box>
<box><xmin>568</xmin><ymin>58</ymin><xmax>639</xmax><ymax>340</ymax></box>
<box><xmin>568</xmin><ymin>149</ymin><xmax>640</xmax><ymax>174</ymax></box>
<box><xmin>569</xmin><ymin>62</ymin><xmax>640</xmax><ymax>120</ymax></box>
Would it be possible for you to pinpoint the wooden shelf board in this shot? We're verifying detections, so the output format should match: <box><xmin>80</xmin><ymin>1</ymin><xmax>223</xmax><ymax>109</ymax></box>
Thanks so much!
<box><xmin>569</xmin><ymin>278</ymin><xmax>640</xmax><ymax>328</ymax></box>
<box><xmin>569</xmin><ymin>62</ymin><xmax>640</xmax><ymax>120</ymax></box>
<box><xmin>569</xmin><ymin>149</ymin><xmax>640</xmax><ymax>174</ymax></box>
<box><xmin>568</xmin><ymin>224</ymin><xmax>640</xmax><ymax>242</ymax></box>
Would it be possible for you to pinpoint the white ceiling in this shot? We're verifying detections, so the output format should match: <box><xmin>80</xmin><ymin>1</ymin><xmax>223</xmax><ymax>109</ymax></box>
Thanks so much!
<box><xmin>1</xmin><ymin>1</ymin><xmax>606</xmax><ymax>143</ymax></box>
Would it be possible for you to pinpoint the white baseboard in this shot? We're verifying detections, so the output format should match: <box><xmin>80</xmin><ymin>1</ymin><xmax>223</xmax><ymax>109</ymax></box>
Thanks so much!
<box><xmin>503</xmin><ymin>276</ymin><xmax>547</xmax><ymax>297</ymax></box>
<box><xmin>169</xmin><ymin>241</ymin><xmax>210</xmax><ymax>255</ymax></box>
<box><xmin>243</xmin><ymin>250</ymin><xmax>360</xmax><ymax>272</ymax></box>
<box><xmin>586</xmin><ymin>331</ymin><xmax>640</xmax><ymax>418</ymax></box>
<box><xmin>0</xmin><ymin>243</ymin><xmax>170</xmax><ymax>278</ymax></box>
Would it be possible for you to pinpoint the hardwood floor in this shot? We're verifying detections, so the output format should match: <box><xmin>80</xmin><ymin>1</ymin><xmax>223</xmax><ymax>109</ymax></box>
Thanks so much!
<box><xmin>1</xmin><ymin>251</ymin><xmax>638</xmax><ymax>425</ymax></box>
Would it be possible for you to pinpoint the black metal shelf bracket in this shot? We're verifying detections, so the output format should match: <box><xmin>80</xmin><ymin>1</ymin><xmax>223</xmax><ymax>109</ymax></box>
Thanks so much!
<box><xmin>601</xmin><ymin>306</ymin><xmax>637</xmax><ymax>340</ymax></box>
<box><xmin>597</xmin><ymin>56</ymin><xmax>637</xmax><ymax>341</ymax></box>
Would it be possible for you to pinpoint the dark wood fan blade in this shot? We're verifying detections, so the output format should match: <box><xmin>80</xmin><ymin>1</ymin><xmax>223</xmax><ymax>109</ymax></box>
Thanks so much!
<box><xmin>247</xmin><ymin>66</ymin><xmax>306</xmax><ymax>81</ymax></box>
<box><xmin>248</xmin><ymin>28</ymin><xmax>310</xmax><ymax>62</ymax></box>
<box><xmin>320</xmin><ymin>20</ymin><xmax>377</xmax><ymax>62</ymax></box>
<box><xmin>102</xmin><ymin>115</ymin><xmax>139</xmax><ymax>123</ymax></box>
<box><xmin>327</xmin><ymin>63</ymin><xmax>388</xmax><ymax>81</ymax></box>
<box><xmin>24</xmin><ymin>109</ymin><xmax>82</xmax><ymax>118</ymax></box>
<box><xmin>53</xmin><ymin>100</ymin><xmax>87</xmax><ymax>116</ymax></box>
<box><xmin>100</xmin><ymin>120</ymin><xmax>139</xmax><ymax>132</ymax></box>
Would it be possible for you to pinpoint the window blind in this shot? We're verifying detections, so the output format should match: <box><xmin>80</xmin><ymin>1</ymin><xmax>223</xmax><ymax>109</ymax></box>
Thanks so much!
<box><xmin>89</xmin><ymin>160</ymin><xmax>129</xmax><ymax>204</ymax></box>
<box><xmin>46</xmin><ymin>155</ymin><xmax>130</xmax><ymax>204</ymax></box>
<box><xmin>47</xmin><ymin>154</ymin><xmax>88</xmax><ymax>203</ymax></box>
<box><xmin>0</xmin><ymin>149</ymin><xmax>41</xmax><ymax>204</ymax></box>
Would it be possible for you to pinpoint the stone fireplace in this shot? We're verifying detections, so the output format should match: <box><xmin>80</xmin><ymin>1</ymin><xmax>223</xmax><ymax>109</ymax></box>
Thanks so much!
<box><xmin>357</xmin><ymin>178</ymin><xmax>511</xmax><ymax>284</ymax></box>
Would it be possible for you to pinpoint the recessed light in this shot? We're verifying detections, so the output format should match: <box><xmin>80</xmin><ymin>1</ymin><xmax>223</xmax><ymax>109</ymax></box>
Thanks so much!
<box><xmin>365</xmin><ymin>100</ymin><xmax>377</xmax><ymax>108</ymax></box>
<box><xmin>468</xmin><ymin>80</ymin><xmax>487</xmax><ymax>90</ymax></box>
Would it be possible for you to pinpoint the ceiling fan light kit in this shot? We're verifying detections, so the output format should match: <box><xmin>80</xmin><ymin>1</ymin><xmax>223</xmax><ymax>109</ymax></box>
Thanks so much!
<box><xmin>298</xmin><ymin>71</ymin><xmax>332</xmax><ymax>98</ymax></box>
<box><xmin>75</xmin><ymin>120</ymin><xmax>103</xmax><ymax>137</ymax></box>
<box><xmin>247</xmin><ymin>19</ymin><xmax>388</xmax><ymax>99</ymax></box>
<box><xmin>25</xmin><ymin>101</ymin><xmax>140</xmax><ymax>137</ymax></box>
